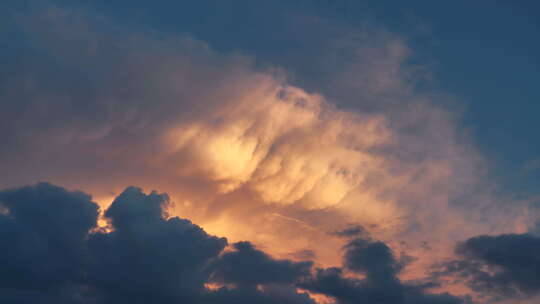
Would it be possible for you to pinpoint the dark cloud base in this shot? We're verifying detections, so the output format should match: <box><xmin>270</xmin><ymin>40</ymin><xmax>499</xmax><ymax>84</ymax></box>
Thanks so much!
<box><xmin>0</xmin><ymin>182</ymin><xmax>471</xmax><ymax>304</ymax></box>
<box><xmin>435</xmin><ymin>233</ymin><xmax>540</xmax><ymax>302</ymax></box>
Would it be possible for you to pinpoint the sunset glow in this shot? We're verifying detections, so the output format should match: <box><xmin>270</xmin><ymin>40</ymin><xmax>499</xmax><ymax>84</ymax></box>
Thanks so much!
<box><xmin>1</xmin><ymin>1</ymin><xmax>539</xmax><ymax>304</ymax></box>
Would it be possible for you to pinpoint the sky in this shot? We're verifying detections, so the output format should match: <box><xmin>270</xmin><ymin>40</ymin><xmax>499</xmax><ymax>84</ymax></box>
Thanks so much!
<box><xmin>0</xmin><ymin>1</ymin><xmax>539</xmax><ymax>303</ymax></box>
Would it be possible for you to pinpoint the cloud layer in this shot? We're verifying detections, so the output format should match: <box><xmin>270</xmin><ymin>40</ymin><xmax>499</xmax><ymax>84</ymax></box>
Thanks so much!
<box><xmin>1</xmin><ymin>4</ymin><xmax>539</xmax><ymax>303</ymax></box>
<box><xmin>0</xmin><ymin>182</ymin><xmax>470</xmax><ymax>304</ymax></box>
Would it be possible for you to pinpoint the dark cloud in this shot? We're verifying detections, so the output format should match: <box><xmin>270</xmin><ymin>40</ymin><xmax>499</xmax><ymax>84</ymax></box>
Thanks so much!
<box><xmin>300</xmin><ymin>237</ymin><xmax>467</xmax><ymax>304</ymax></box>
<box><xmin>344</xmin><ymin>238</ymin><xmax>402</xmax><ymax>281</ymax></box>
<box><xmin>332</xmin><ymin>224</ymin><xmax>367</xmax><ymax>238</ymax></box>
<box><xmin>207</xmin><ymin>284</ymin><xmax>316</xmax><ymax>304</ymax></box>
<box><xmin>290</xmin><ymin>249</ymin><xmax>317</xmax><ymax>260</ymax></box>
<box><xmin>437</xmin><ymin>233</ymin><xmax>540</xmax><ymax>300</ymax></box>
<box><xmin>209</xmin><ymin>241</ymin><xmax>312</xmax><ymax>287</ymax></box>
<box><xmin>0</xmin><ymin>183</ymin><xmax>98</xmax><ymax>292</ymax></box>
<box><xmin>103</xmin><ymin>186</ymin><xmax>170</xmax><ymax>229</ymax></box>
<box><xmin>0</xmin><ymin>183</ymin><xmax>315</xmax><ymax>303</ymax></box>
<box><xmin>0</xmin><ymin>4</ymin><xmax>506</xmax><ymax>283</ymax></box>
<box><xmin>0</xmin><ymin>182</ymin><xmax>470</xmax><ymax>304</ymax></box>
<box><xmin>87</xmin><ymin>186</ymin><xmax>227</xmax><ymax>303</ymax></box>
<box><xmin>0</xmin><ymin>185</ymin><xmax>100</xmax><ymax>303</ymax></box>
<box><xmin>206</xmin><ymin>241</ymin><xmax>316</xmax><ymax>304</ymax></box>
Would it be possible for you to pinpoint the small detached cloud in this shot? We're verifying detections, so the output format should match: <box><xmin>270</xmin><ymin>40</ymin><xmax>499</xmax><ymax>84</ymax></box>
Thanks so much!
<box><xmin>300</xmin><ymin>236</ymin><xmax>467</xmax><ymax>304</ymax></box>
<box><xmin>332</xmin><ymin>224</ymin><xmax>368</xmax><ymax>238</ymax></box>
<box><xmin>434</xmin><ymin>233</ymin><xmax>540</xmax><ymax>302</ymax></box>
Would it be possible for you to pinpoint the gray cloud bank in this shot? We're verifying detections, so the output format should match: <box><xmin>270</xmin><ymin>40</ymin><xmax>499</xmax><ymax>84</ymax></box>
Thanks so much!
<box><xmin>0</xmin><ymin>182</ymin><xmax>470</xmax><ymax>304</ymax></box>
<box><xmin>433</xmin><ymin>233</ymin><xmax>540</xmax><ymax>303</ymax></box>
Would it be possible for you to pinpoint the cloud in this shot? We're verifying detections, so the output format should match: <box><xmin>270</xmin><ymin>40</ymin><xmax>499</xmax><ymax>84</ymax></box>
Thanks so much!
<box><xmin>209</xmin><ymin>241</ymin><xmax>312</xmax><ymax>287</ymax></box>
<box><xmin>0</xmin><ymin>183</ymin><xmax>98</xmax><ymax>290</ymax></box>
<box><xmin>0</xmin><ymin>5</ymin><xmax>402</xmax><ymax>262</ymax></box>
<box><xmin>103</xmin><ymin>186</ymin><xmax>170</xmax><ymax>228</ymax></box>
<box><xmin>0</xmin><ymin>183</ymin><xmax>315</xmax><ymax>303</ymax></box>
<box><xmin>434</xmin><ymin>233</ymin><xmax>540</xmax><ymax>302</ymax></box>
<box><xmin>87</xmin><ymin>186</ymin><xmax>227</xmax><ymax>303</ymax></box>
<box><xmin>299</xmin><ymin>236</ymin><xmax>467</xmax><ymax>304</ymax></box>
<box><xmin>0</xmin><ymin>182</ymin><xmax>473</xmax><ymax>304</ymax></box>
<box><xmin>332</xmin><ymin>224</ymin><xmax>368</xmax><ymax>238</ymax></box>
<box><xmin>207</xmin><ymin>285</ymin><xmax>317</xmax><ymax>304</ymax></box>
<box><xmin>343</xmin><ymin>238</ymin><xmax>403</xmax><ymax>282</ymax></box>
<box><xmin>1</xmin><ymin>3</ymin><xmax>537</xmax><ymax>302</ymax></box>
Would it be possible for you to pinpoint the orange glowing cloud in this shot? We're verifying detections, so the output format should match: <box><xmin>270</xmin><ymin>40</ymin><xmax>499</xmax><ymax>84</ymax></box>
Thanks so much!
<box><xmin>1</xmin><ymin>8</ymin><xmax>538</xmax><ymax>302</ymax></box>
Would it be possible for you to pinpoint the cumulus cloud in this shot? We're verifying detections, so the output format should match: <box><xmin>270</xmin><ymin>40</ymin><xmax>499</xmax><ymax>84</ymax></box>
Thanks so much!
<box><xmin>0</xmin><ymin>6</ymin><xmax>400</xmax><ymax>257</ymax></box>
<box><xmin>1</xmin><ymin>3</ymin><xmax>537</xmax><ymax>302</ymax></box>
<box><xmin>434</xmin><ymin>233</ymin><xmax>540</xmax><ymax>302</ymax></box>
<box><xmin>0</xmin><ymin>182</ymin><xmax>471</xmax><ymax>304</ymax></box>
<box><xmin>299</xmin><ymin>236</ymin><xmax>467</xmax><ymax>304</ymax></box>
<box><xmin>87</xmin><ymin>186</ymin><xmax>227</xmax><ymax>303</ymax></box>
<box><xmin>0</xmin><ymin>183</ymin><xmax>98</xmax><ymax>290</ymax></box>
<box><xmin>0</xmin><ymin>183</ymin><xmax>313</xmax><ymax>303</ymax></box>
<box><xmin>209</xmin><ymin>241</ymin><xmax>312</xmax><ymax>287</ymax></box>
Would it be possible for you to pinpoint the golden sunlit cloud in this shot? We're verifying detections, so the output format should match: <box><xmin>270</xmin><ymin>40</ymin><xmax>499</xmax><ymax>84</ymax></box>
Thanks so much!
<box><xmin>1</xmin><ymin>7</ymin><xmax>538</xmax><ymax>303</ymax></box>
